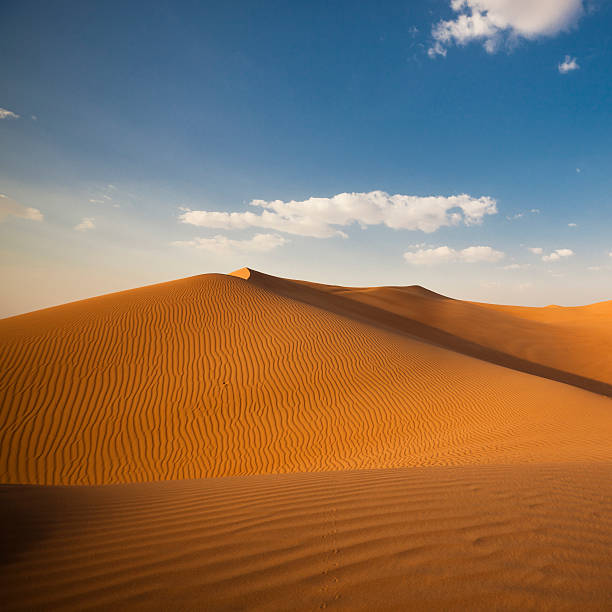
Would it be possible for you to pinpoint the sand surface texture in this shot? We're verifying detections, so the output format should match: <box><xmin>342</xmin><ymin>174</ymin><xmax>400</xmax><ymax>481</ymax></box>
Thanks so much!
<box><xmin>1</xmin><ymin>269</ymin><xmax>611</xmax><ymax>610</ymax></box>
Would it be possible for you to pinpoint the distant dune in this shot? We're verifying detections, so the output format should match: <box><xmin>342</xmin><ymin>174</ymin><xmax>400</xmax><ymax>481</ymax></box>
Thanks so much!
<box><xmin>1</xmin><ymin>269</ymin><xmax>611</xmax><ymax>610</ymax></box>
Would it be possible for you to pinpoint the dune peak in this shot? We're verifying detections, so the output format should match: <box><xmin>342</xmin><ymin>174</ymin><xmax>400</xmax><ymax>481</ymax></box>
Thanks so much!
<box><xmin>229</xmin><ymin>267</ymin><xmax>253</xmax><ymax>280</ymax></box>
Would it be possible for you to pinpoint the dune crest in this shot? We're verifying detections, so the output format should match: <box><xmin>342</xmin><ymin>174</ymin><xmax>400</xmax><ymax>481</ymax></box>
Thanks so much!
<box><xmin>229</xmin><ymin>266</ymin><xmax>253</xmax><ymax>280</ymax></box>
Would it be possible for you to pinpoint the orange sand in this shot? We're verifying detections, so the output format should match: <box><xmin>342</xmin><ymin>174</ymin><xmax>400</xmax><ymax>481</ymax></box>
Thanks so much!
<box><xmin>1</xmin><ymin>269</ymin><xmax>611</xmax><ymax>610</ymax></box>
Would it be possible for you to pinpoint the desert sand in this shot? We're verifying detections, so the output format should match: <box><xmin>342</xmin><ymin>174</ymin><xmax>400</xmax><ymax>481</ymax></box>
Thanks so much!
<box><xmin>1</xmin><ymin>268</ymin><xmax>611</xmax><ymax>610</ymax></box>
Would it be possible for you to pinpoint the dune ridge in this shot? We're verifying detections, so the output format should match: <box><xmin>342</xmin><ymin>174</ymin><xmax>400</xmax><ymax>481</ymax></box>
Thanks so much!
<box><xmin>1</xmin><ymin>269</ymin><xmax>612</xmax><ymax>485</ymax></box>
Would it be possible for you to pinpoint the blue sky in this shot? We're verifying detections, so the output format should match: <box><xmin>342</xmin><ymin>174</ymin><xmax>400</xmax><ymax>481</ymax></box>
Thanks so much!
<box><xmin>1</xmin><ymin>0</ymin><xmax>611</xmax><ymax>316</ymax></box>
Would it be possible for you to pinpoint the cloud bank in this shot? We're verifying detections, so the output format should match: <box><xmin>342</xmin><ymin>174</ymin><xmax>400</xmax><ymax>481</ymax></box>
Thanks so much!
<box><xmin>173</xmin><ymin>233</ymin><xmax>288</xmax><ymax>254</ymax></box>
<box><xmin>0</xmin><ymin>194</ymin><xmax>43</xmax><ymax>222</ymax></box>
<box><xmin>404</xmin><ymin>245</ymin><xmax>504</xmax><ymax>265</ymax></box>
<box><xmin>179</xmin><ymin>191</ymin><xmax>498</xmax><ymax>239</ymax></box>
<box><xmin>429</xmin><ymin>0</ymin><xmax>584</xmax><ymax>57</ymax></box>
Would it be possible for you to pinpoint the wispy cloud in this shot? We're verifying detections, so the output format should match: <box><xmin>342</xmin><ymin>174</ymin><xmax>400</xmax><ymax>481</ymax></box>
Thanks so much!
<box><xmin>75</xmin><ymin>217</ymin><xmax>95</xmax><ymax>231</ymax></box>
<box><xmin>179</xmin><ymin>191</ymin><xmax>498</xmax><ymax>239</ymax></box>
<box><xmin>528</xmin><ymin>247</ymin><xmax>543</xmax><ymax>255</ymax></box>
<box><xmin>429</xmin><ymin>1</ymin><xmax>584</xmax><ymax>57</ymax></box>
<box><xmin>506</xmin><ymin>209</ymin><xmax>539</xmax><ymax>221</ymax></box>
<box><xmin>0</xmin><ymin>107</ymin><xmax>20</xmax><ymax>119</ymax></box>
<box><xmin>404</xmin><ymin>245</ymin><xmax>504</xmax><ymax>265</ymax></box>
<box><xmin>568</xmin><ymin>222</ymin><xmax>577</xmax><ymax>227</ymax></box>
<box><xmin>0</xmin><ymin>194</ymin><xmax>43</xmax><ymax>222</ymax></box>
<box><xmin>88</xmin><ymin>184</ymin><xmax>121</xmax><ymax>208</ymax></box>
<box><xmin>558</xmin><ymin>55</ymin><xmax>580</xmax><ymax>73</ymax></box>
<box><xmin>172</xmin><ymin>233</ymin><xmax>288</xmax><ymax>254</ymax></box>
<box><xmin>502</xmin><ymin>263</ymin><xmax>531</xmax><ymax>270</ymax></box>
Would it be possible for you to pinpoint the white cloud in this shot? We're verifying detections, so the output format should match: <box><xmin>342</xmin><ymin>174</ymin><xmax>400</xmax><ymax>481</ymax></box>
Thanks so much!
<box><xmin>404</xmin><ymin>244</ymin><xmax>504</xmax><ymax>265</ymax></box>
<box><xmin>530</xmin><ymin>208</ymin><xmax>540</xmax><ymax>214</ymax></box>
<box><xmin>179</xmin><ymin>191</ymin><xmax>498</xmax><ymax>239</ymax></box>
<box><xmin>429</xmin><ymin>1</ymin><xmax>584</xmax><ymax>57</ymax></box>
<box><xmin>587</xmin><ymin>266</ymin><xmax>602</xmax><ymax>271</ymax></box>
<box><xmin>542</xmin><ymin>248</ymin><xmax>574</xmax><ymax>262</ymax></box>
<box><xmin>0</xmin><ymin>107</ymin><xmax>20</xmax><ymax>119</ymax></box>
<box><xmin>75</xmin><ymin>217</ymin><xmax>95</xmax><ymax>231</ymax></box>
<box><xmin>609</xmin><ymin>251</ymin><xmax>612</xmax><ymax>257</ymax></box>
<box><xmin>0</xmin><ymin>194</ymin><xmax>43</xmax><ymax>222</ymax></box>
<box><xmin>529</xmin><ymin>246</ymin><xmax>574</xmax><ymax>261</ymax></box>
<box><xmin>404</xmin><ymin>246</ymin><xmax>456</xmax><ymax>265</ymax></box>
<box><xmin>460</xmin><ymin>245</ymin><xmax>505</xmax><ymax>262</ymax></box>
<box><xmin>172</xmin><ymin>233</ymin><xmax>288</xmax><ymax>254</ymax></box>
<box><xmin>568</xmin><ymin>222</ymin><xmax>577</xmax><ymax>227</ymax></box>
<box><xmin>558</xmin><ymin>55</ymin><xmax>580</xmax><ymax>73</ymax></box>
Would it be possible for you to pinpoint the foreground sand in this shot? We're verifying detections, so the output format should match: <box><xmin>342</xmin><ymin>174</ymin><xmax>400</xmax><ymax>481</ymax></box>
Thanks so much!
<box><xmin>1</xmin><ymin>269</ymin><xmax>611</xmax><ymax>609</ymax></box>
<box><xmin>2</xmin><ymin>465</ymin><xmax>611</xmax><ymax>611</ymax></box>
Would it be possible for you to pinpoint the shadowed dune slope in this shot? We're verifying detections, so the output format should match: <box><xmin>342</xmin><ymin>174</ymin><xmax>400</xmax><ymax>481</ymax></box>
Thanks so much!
<box><xmin>234</xmin><ymin>268</ymin><xmax>612</xmax><ymax>393</ymax></box>
<box><xmin>2</xmin><ymin>464</ymin><xmax>612</xmax><ymax>611</ymax></box>
<box><xmin>1</xmin><ymin>271</ymin><xmax>612</xmax><ymax>485</ymax></box>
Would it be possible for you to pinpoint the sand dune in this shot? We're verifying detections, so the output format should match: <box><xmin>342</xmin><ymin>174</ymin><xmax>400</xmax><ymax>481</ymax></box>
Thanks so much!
<box><xmin>2</xmin><ymin>270</ymin><xmax>612</xmax><ymax>484</ymax></box>
<box><xmin>2</xmin><ymin>464</ymin><xmax>612</xmax><ymax>611</ymax></box>
<box><xmin>2</xmin><ymin>268</ymin><xmax>612</xmax><ymax>610</ymax></box>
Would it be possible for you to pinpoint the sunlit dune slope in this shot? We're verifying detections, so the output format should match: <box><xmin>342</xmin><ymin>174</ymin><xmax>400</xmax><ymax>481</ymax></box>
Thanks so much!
<box><xmin>1</xmin><ymin>270</ymin><xmax>612</xmax><ymax>485</ymax></box>
<box><xmin>237</xmin><ymin>268</ymin><xmax>612</xmax><ymax>393</ymax></box>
